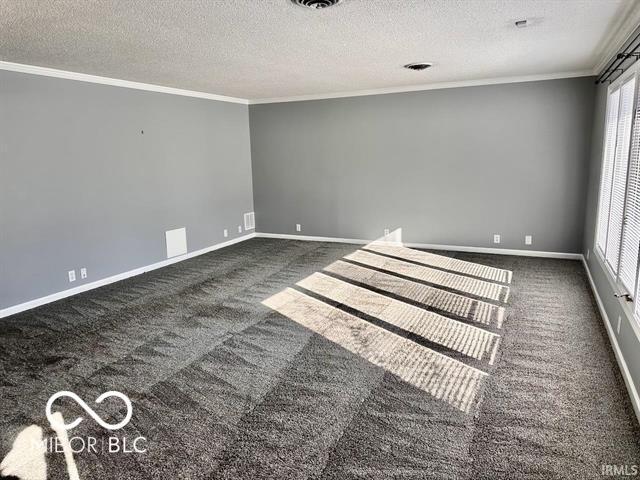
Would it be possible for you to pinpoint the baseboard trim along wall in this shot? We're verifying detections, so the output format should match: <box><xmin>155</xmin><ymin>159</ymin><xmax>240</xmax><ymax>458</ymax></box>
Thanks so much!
<box><xmin>255</xmin><ymin>232</ymin><xmax>583</xmax><ymax>259</ymax></box>
<box><xmin>0</xmin><ymin>230</ymin><xmax>584</xmax><ymax>317</ymax></box>
<box><xmin>582</xmin><ymin>258</ymin><xmax>640</xmax><ymax>425</ymax></box>
<box><xmin>0</xmin><ymin>233</ymin><xmax>256</xmax><ymax>319</ymax></box>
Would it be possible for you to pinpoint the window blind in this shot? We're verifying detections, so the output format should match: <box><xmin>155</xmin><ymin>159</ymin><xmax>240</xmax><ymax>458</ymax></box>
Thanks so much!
<box><xmin>597</xmin><ymin>89</ymin><xmax>621</xmax><ymax>257</ymax></box>
<box><xmin>620</xmin><ymin>78</ymin><xmax>640</xmax><ymax>293</ymax></box>
<box><xmin>604</xmin><ymin>78</ymin><xmax>635</xmax><ymax>273</ymax></box>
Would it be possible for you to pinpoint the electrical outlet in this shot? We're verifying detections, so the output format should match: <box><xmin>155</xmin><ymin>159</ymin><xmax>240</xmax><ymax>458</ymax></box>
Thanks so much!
<box><xmin>223</xmin><ymin>229</ymin><xmax>228</xmax><ymax>238</ymax></box>
<box><xmin>68</xmin><ymin>270</ymin><xmax>76</xmax><ymax>282</ymax></box>
<box><xmin>296</xmin><ymin>224</ymin><xmax>301</xmax><ymax>232</ymax></box>
<box><xmin>525</xmin><ymin>235</ymin><xmax>532</xmax><ymax>245</ymax></box>
<box><xmin>384</xmin><ymin>228</ymin><xmax>390</xmax><ymax>236</ymax></box>
<box><xmin>80</xmin><ymin>268</ymin><xmax>87</xmax><ymax>279</ymax></box>
<box><xmin>586</xmin><ymin>249</ymin><xmax>590</xmax><ymax>260</ymax></box>
<box><xmin>617</xmin><ymin>315</ymin><xmax>621</xmax><ymax>334</ymax></box>
<box><xmin>238</xmin><ymin>225</ymin><xmax>242</xmax><ymax>233</ymax></box>
<box><xmin>493</xmin><ymin>234</ymin><xmax>501</xmax><ymax>244</ymax></box>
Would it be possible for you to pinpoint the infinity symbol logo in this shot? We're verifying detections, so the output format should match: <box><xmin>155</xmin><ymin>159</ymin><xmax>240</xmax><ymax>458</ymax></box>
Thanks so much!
<box><xmin>46</xmin><ymin>391</ymin><xmax>133</xmax><ymax>431</ymax></box>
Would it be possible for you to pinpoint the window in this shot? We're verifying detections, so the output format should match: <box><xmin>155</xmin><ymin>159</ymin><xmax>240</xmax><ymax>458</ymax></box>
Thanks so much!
<box><xmin>620</xmin><ymin>86</ymin><xmax>640</xmax><ymax>294</ymax></box>
<box><xmin>596</xmin><ymin>64</ymin><xmax>640</xmax><ymax>305</ymax></box>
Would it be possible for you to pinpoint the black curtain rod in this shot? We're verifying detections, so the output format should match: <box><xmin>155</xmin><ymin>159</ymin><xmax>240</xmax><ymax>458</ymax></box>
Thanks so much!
<box><xmin>596</xmin><ymin>28</ymin><xmax>640</xmax><ymax>84</ymax></box>
<box><xmin>596</xmin><ymin>50</ymin><xmax>640</xmax><ymax>84</ymax></box>
<box><xmin>596</xmin><ymin>27</ymin><xmax>640</xmax><ymax>83</ymax></box>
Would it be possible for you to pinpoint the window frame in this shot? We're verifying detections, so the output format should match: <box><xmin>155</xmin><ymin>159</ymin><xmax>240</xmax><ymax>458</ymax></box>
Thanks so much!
<box><xmin>594</xmin><ymin>60</ymin><xmax>640</xmax><ymax>313</ymax></box>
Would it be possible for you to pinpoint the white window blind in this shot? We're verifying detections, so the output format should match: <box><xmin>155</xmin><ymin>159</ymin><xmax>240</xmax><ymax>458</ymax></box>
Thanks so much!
<box><xmin>597</xmin><ymin>89</ymin><xmax>621</xmax><ymax>257</ymax></box>
<box><xmin>605</xmin><ymin>78</ymin><xmax>636</xmax><ymax>273</ymax></box>
<box><xmin>594</xmin><ymin>63</ymin><xmax>640</xmax><ymax>318</ymax></box>
<box><xmin>620</xmin><ymin>78</ymin><xmax>640</xmax><ymax>293</ymax></box>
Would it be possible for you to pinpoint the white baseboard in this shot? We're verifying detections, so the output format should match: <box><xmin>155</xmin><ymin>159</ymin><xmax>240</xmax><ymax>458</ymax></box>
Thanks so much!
<box><xmin>582</xmin><ymin>257</ymin><xmax>640</xmax><ymax>425</ymax></box>
<box><xmin>0</xmin><ymin>233</ymin><xmax>256</xmax><ymax>319</ymax></box>
<box><xmin>255</xmin><ymin>232</ymin><xmax>583</xmax><ymax>259</ymax></box>
<box><xmin>257</xmin><ymin>232</ymin><xmax>370</xmax><ymax>245</ymax></box>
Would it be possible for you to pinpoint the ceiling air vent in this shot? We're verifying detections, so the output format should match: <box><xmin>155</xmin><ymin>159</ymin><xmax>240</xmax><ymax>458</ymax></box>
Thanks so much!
<box><xmin>404</xmin><ymin>62</ymin><xmax>433</xmax><ymax>71</ymax></box>
<box><xmin>291</xmin><ymin>0</ymin><xmax>342</xmax><ymax>9</ymax></box>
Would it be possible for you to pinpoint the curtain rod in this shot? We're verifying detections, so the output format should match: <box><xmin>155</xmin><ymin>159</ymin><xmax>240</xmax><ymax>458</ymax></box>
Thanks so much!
<box><xmin>596</xmin><ymin>28</ymin><xmax>640</xmax><ymax>85</ymax></box>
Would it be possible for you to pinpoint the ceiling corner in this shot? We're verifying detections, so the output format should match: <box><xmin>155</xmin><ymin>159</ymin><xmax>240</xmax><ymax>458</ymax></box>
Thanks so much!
<box><xmin>592</xmin><ymin>1</ymin><xmax>640</xmax><ymax>75</ymax></box>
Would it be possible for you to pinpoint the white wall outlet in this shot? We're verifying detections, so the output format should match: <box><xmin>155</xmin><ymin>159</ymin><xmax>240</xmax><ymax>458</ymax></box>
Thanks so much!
<box><xmin>493</xmin><ymin>234</ymin><xmax>501</xmax><ymax>244</ymax></box>
<box><xmin>223</xmin><ymin>229</ymin><xmax>228</xmax><ymax>238</ymax></box>
<box><xmin>617</xmin><ymin>315</ymin><xmax>621</xmax><ymax>334</ymax></box>
<box><xmin>525</xmin><ymin>235</ymin><xmax>532</xmax><ymax>245</ymax></box>
<box><xmin>586</xmin><ymin>249</ymin><xmax>590</xmax><ymax>260</ymax></box>
<box><xmin>68</xmin><ymin>270</ymin><xmax>76</xmax><ymax>282</ymax></box>
<box><xmin>296</xmin><ymin>224</ymin><xmax>301</xmax><ymax>232</ymax></box>
<box><xmin>384</xmin><ymin>228</ymin><xmax>390</xmax><ymax>236</ymax></box>
<box><xmin>80</xmin><ymin>268</ymin><xmax>87</xmax><ymax>279</ymax></box>
<box><xmin>238</xmin><ymin>225</ymin><xmax>242</xmax><ymax>233</ymax></box>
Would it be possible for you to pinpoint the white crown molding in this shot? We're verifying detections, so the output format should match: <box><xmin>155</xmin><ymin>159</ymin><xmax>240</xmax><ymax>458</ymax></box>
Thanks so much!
<box><xmin>247</xmin><ymin>71</ymin><xmax>595</xmax><ymax>104</ymax></box>
<box><xmin>0</xmin><ymin>61</ymin><xmax>249</xmax><ymax>104</ymax></box>
<box><xmin>0</xmin><ymin>233</ymin><xmax>256</xmax><ymax>319</ymax></box>
<box><xmin>255</xmin><ymin>232</ymin><xmax>583</xmax><ymax>259</ymax></box>
<box><xmin>592</xmin><ymin>1</ymin><xmax>640</xmax><ymax>75</ymax></box>
<box><xmin>1</xmin><ymin>60</ymin><xmax>595</xmax><ymax>105</ymax></box>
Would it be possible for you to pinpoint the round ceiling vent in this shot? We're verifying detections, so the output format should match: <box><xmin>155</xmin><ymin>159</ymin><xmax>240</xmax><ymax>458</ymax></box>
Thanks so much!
<box><xmin>291</xmin><ymin>0</ymin><xmax>342</xmax><ymax>9</ymax></box>
<box><xmin>404</xmin><ymin>62</ymin><xmax>433</xmax><ymax>71</ymax></box>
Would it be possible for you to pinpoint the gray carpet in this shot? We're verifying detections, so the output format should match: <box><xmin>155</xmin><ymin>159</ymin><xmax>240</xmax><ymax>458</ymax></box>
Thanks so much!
<box><xmin>0</xmin><ymin>238</ymin><xmax>638</xmax><ymax>479</ymax></box>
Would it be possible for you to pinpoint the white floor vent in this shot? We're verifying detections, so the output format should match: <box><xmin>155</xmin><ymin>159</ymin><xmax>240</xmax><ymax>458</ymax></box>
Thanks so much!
<box><xmin>244</xmin><ymin>212</ymin><xmax>255</xmax><ymax>230</ymax></box>
<box><xmin>165</xmin><ymin>227</ymin><xmax>188</xmax><ymax>258</ymax></box>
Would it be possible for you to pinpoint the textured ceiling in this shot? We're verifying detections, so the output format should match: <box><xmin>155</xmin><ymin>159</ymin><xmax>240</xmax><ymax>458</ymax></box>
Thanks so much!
<box><xmin>0</xmin><ymin>0</ymin><xmax>636</xmax><ymax>100</ymax></box>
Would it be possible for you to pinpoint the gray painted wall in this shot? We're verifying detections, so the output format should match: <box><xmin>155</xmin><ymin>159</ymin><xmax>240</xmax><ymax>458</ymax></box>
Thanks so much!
<box><xmin>250</xmin><ymin>77</ymin><xmax>595</xmax><ymax>253</ymax></box>
<box><xmin>0</xmin><ymin>70</ymin><xmax>253</xmax><ymax>308</ymax></box>
<box><xmin>582</xmin><ymin>82</ymin><xmax>640</xmax><ymax>408</ymax></box>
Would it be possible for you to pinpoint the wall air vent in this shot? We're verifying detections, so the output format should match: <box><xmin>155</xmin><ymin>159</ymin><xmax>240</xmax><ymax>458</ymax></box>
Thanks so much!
<box><xmin>165</xmin><ymin>227</ymin><xmax>187</xmax><ymax>258</ymax></box>
<box><xmin>291</xmin><ymin>0</ymin><xmax>342</xmax><ymax>9</ymax></box>
<box><xmin>244</xmin><ymin>212</ymin><xmax>255</xmax><ymax>230</ymax></box>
